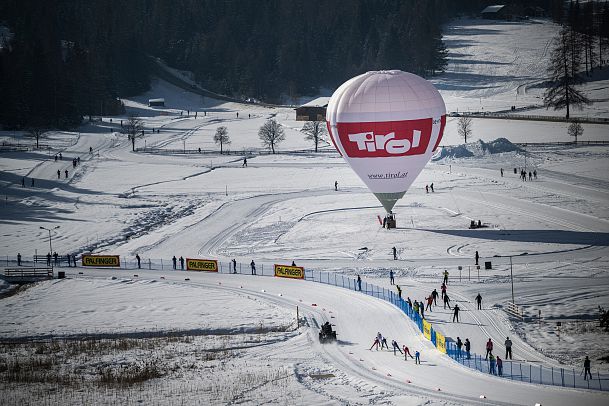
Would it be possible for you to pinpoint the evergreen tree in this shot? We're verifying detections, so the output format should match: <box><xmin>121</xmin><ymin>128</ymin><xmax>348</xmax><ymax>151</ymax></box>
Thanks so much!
<box><xmin>544</xmin><ymin>27</ymin><xmax>590</xmax><ymax>119</ymax></box>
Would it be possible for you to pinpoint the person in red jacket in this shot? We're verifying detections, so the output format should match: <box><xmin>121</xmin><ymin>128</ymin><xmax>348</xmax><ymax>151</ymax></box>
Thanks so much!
<box><xmin>402</xmin><ymin>345</ymin><xmax>414</xmax><ymax>361</ymax></box>
<box><xmin>485</xmin><ymin>338</ymin><xmax>493</xmax><ymax>360</ymax></box>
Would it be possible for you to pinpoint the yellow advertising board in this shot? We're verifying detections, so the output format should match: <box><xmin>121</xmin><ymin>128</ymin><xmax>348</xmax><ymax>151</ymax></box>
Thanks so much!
<box><xmin>186</xmin><ymin>258</ymin><xmax>218</xmax><ymax>272</ymax></box>
<box><xmin>436</xmin><ymin>332</ymin><xmax>446</xmax><ymax>353</ymax></box>
<box><xmin>81</xmin><ymin>254</ymin><xmax>120</xmax><ymax>267</ymax></box>
<box><xmin>422</xmin><ymin>319</ymin><xmax>432</xmax><ymax>340</ymax></box>
<box><xmin>274</xmin><ymin>264</ymin><xmax>305</xmax><ymax>279</ymax></box>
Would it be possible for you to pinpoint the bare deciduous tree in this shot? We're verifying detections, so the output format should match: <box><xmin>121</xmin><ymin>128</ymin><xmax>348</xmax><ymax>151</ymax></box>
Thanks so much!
<box><xmin>213</xmin><ymin>126</ymin><xmax>231</xmax><ymax>154</ymax></box>
<box><xmin>567</xmin><ymin>121</ymin><xmax>584</xmax><ymax>143</ymax></box>
<box><xmin>27</xmin><ymin>128</ymin><xmax>45</xmax><ymax>149</ymax></box>
<box><xmin>122</xmin><ymin>116</ymin><xmax>144</xmax><ymax>151</ymax></box>
<box><xmin>300</xmin><ymin>121</ymin><xmax>327</xmax><ymax>152</ymax></box>
<box><xmin>258</xmin><ymin>119</ymin><xmax>285</xmax><ymax>154</ymax></box>
<box><xmin>457</xmin><ymin>116</ymin><xmax>472</xmax><ymax>144</ymax></box>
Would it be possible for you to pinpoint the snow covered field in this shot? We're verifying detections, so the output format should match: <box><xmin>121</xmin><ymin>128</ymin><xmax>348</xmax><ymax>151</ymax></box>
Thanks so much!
<box><xmin>1</xmin><ymin>17</ymin><xmax>609</xmax><ymax>405</ymax></box>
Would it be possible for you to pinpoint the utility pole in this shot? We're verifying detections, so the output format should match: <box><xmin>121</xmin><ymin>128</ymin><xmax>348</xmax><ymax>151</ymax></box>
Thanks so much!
<box><xmin>509</xmin><ymin>256</ymin><xmax>515</xmax><ymax>304</ymax></box>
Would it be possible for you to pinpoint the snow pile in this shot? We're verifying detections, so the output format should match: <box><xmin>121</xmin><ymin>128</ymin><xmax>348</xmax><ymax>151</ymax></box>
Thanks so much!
<box><xmin>434</xmin><ymin>137</ymin><xmax>521</xmax><ymax>160</ymax></box>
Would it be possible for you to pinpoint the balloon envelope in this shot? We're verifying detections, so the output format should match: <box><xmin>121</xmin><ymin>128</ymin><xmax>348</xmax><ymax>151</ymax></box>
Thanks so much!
<box><xmin>326</xmin><ymin>70</ymin><xmax>446</xmax><ymax>213</ymax></box>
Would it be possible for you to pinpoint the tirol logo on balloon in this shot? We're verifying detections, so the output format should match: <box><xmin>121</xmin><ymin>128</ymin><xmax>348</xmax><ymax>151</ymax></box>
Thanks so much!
<box><xmin>326</xmin><ymin>70</ymin><xmax>446</xmax><ymax>225</ymax></box>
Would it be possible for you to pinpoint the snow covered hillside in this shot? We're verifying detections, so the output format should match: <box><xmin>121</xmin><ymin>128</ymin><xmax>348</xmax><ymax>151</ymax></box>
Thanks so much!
<box><xmin>1</xmin><ymin>17</ymin><xmax>608</xmax><ymax>405</ymax></box>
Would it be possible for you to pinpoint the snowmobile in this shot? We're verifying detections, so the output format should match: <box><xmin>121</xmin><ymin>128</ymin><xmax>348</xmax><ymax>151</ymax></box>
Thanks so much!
<box><xmin>319</xmin><ymin>322</ymin><xmax>337</xmax><ymax>343</ymax></box>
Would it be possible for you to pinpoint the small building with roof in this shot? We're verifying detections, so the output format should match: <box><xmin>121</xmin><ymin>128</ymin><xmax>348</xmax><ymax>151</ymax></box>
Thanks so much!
<box><xmin>295</xmin><ymin>97</ymin><xmax>330</xmax><ymax>121</ymax></box>
<box><xmin>481</xmin><ymin>5</ymin><xmax>511</xmax><ymax>20</ymax></box>
<box><xmin>148</xmin><ymin>98</ymin><xmax>165</xmax><ymax>107</ymax></box>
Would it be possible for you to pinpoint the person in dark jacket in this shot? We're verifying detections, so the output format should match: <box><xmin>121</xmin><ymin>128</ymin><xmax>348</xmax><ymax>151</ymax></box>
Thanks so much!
<box><xmin>465</xmin><ymin>338</ymin><xmax>471</xmax><ymax>359</ymax></box>
<box><xmin>172</xmin><ymin>256</ymin><xmax>177</xmax><ymax>270</ymax></box>
<box><xmin>475</xmin><ymin>293</ymin><xmax>482</xmax><ymax>310</ymax></box>
<box><xmin>584</xmin><ymin>356</ymin><xmax>592</xmax><ymax>380</ymax></box>
<box><xmin>453</xmin><ymin>304</ymin><xmax>460</xmax><ymax>322</ymax></box>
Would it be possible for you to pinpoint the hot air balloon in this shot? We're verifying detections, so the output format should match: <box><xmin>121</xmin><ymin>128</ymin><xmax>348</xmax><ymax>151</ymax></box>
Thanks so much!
<box><xmin>326</xmin><ymin>70</ymin><xmax>446</xmax><ymax>227</ymax></box>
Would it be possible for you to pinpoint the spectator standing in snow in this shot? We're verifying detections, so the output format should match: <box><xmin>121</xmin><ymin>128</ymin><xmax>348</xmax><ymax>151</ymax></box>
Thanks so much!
<box><xmin>475</xmin><ymin>293</ymin><xmax>482</xmax><ymax>310</ymax></box>
<box><xmin>232</xmin><ymin>258</ymin><xmax>237</xmax><ymax>273</ymax></box>
<box><xmin>17</xmin><ymin>253</ymin><xmax>22</xmax><ymax>266</ymax></box>
<box><xmin>179</xmin><ymin>256</ymin><xmax>184</xmax><ymax>270</ymax></box>
<box><xmin>415</xmin><ymin>350</ymin><xmax>421</xmax><ymax>364</ymax></box>
<box><xmin>496</xmin><ymin>356</ymin><xmax>503</xmax><ymax>376</ymax></box>
<box><xmin>392</xmin><ymin>246</ymin><xmax>397</xmax><ymax>260</ymax></box>
<box><xmin>489</xmin><ymin>354</ymin><xmax>496</xmax><ymax>375</ymax></box>
<box><xmin>243</xmin><ymin>157</ymin><xmax>247</xmax><ymax>167</ymax></box>
<box><xmin>59</xmin><ymin>152</ymin><xmax>62</xmax><ymax>160</ymax></box>
<box><xmin>403</xmin><ymin>345</ymin><xmax>414</xmax><ymax>360</ymax></box>
<box><xmin>485</xmin><ymin>338</ymin><xmax>493</xmax><ymax>360</ymax></box>
<box><xmin>443</xmin><ymin>293</ymin><xmax>451</xmax><ymax>310</ymax></box>
<box><xmin>413</xmin><ymin>301</ymin><xmax>419</xmax><ymax>315</ymax></box>
<box><xmin>456</xmin><ymin>337</ymin><xmax>463</xmax><ymax>358</ymax></box>
<box><xmin>53</xmin><ymin>252</ymin><xmax>58</xmax><ymax>265</ymax></box>
<box><xmin>475</xmin><ymin>251</ymin><xmax>479</xmax><ymax>265</ymax></box>
<box><xmin>465</xmin><ymin>338</ymin><xmax>471</xmax><ymax>359</ymax></box>
<box><xmin>504</xmin><ymin>337</ymin><xmax>512</xmax><ymax>359</ymax></box>
<box><xmin>66</xmin><ymin>254</ymin><xmax>71</xmax><ymax>267</ymax></box>
<box><xmin>357</xmin><ymin>275</ymin><xmax>362</xmax><ymax>291</ymax></box>
<box><xmin>407</xmin><ymin>297</ymin><xmax>412</xmax><ymax>309</ymax></box>
<box><xmin>529</xmin><ymin>171</ymin><xmax>532</xmax><ymax>181</ymax></box>
<box><xmin>389</xmin><ymin>270</ymin><xmax>395</xmax><ymax>285</ymax></box>
<box><xmin>533</xmin><ymin>169</ymin><xmax>537</xmax><ymax>179</ymax></box>
<box><xmin>419</xmin><ymin>300</ymin><xmax>425</xmax><ymax>319</ymax></box>
<box><xmin>136</xmin><ymin>254</ymin><xmax>141</xmax><ymax>269</ymax></box>
<box><xmin>396</xmin><ymin>285</ymin><xmax>402</xmax><ymax>299</ymax></box>
<box><xmin>172</xmin><ymin>256</ymin><xmax>177</xmax><ymax>270</ymax></box>
<box><xmin>57</xmin><ymin>170</ymin><xmax>61</xmax><ymax>179</ymax></box>
<box><xmin>453</xmin><ymin>304</ymin><xmax>460</xmax><ymax>322</ymax></box>
<box><xmin>500</xmin><ymin>168</ymin><xmax>503</xmax><ymax>177</ymax></box>
<box><xmin>432</xmin><ymin>288</ymin><xmax>439</xmax><ymax>306</ymax></box>
<box><xmin>46</xmin><ymin>252</ymin><xmax>51</xmax><ymax>266</ymax></box>
<box><xmin>250</xmin><ymin>260</ymin><xmax>256</xmax><ymax>275</ymax></box>
<box><xmin>584</xmin><ymin>356</ymin><xmax>592</xmax><ymax>380</ymax></box>
<box><xmin>64</xmin><ymin>169</ymin><xmax>68</xmax><ymax>178</ymax></box>
<box><xmin>443</xmin><ymin>269</ymin><xmax>449</xmax><ymax>284</ymax></box>
<box><xmin>334</xmin><ymin>180</ymin><xmax>338</xmax><ymax>191</ymax></box>
<box><xmin>391</xmin><ymin>340</ymin><xmax>403</xmax><ymax>355</ymax></box>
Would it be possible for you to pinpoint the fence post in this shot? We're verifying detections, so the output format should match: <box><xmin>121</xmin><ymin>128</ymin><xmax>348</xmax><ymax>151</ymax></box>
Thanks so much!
<box><xmin>551</xmin><ymin>367</ymin><xmax>554</xmax><ymax>385</ymax></box>
<box><xmin>598</xmin><ymin>371</ymin><xmax>602</xmax><ymax>390</ymax></box>
<box><xmin>520</xmin><ymin>363</ymin><xmax>523</xmax><ymax>382</ymax></box>
<box><xmin>148</xmin><ymin>259</ymin><xmax>151</xmax><ymax>270</ymax></box>
<box><xmin>510</xmin><ymin>361</ymin><xmax>512</xmax><ymax>379</ymax></box>
<box><xmin>561</xmin><ymin>368</ymin><xmax>564</xmax><ymax>386</ymax></box>
<box><xmin>161</xmin><ymin>259</ymin><xmax>163</xmax><ymax>270</ymax></box>
<box><xmin>573</xmin><ymin>368</ymin><xmax>576</xmax><ymax>388</ymax></box>
<box><xmin>529</xmin><ymin>365</ymin><xmax>532</xmax><ymax>383</ymax></box>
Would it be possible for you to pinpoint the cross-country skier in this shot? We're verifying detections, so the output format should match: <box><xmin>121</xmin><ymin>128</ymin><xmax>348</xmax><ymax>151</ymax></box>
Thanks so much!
<box><xmin>425</xmin><ymin>295</ymin><xmax>433</xmax><ymax>312</ymax></box>
<box><xmin>392</xmin><ymin>246</ymin><xmax>397</xmax><ymax>260</ymax></box>
<box><xmin>403</xmin><ymin>345</ymin><xmax>414</xmax><ymax>361</ymax></box>
<box><xmin>465</xmin><ymin>338</ymin><xmax>471</xmax><ymax>359</ymax></box>
<box><xmin>370</xmin><ymin>336</ymin><xmax>380</xmax><ymax>351</ymax></box>
<box><xmin>415</xmin><ymin>350</ymin><xmax>421</xmax><ymax>364</ymax></box>
<box><xmin>391</xmin><ymin>340</ymin><xmax>403</xmax><ymax>355</ymax></box>
<box><xmin>475</xmin><ymin>293</ymin><xmax>482</xmax><ymax>310</ymax></box>
<box><xmin>443</xmin><ymin>269</ymin><xmax>449</xmax><ymax>284</ymax></box>
<box><xmin>432</xmin><ymin>289</ymin><xmax>439</xmax><ymax>305</ymax></box>
<box><xmin>381</xmin><ymin>336</ymin><xmax>389</xmax><ymax>350</ymax></box>
<box><xmin>453</xmin><ymin>304</ymin><xmax>460</xmax><ymax>322</ymax></box>
<box><xmin>443</xmin><ymin>293</ymin><xmax>451</xmax><ymax>310</ymax></box>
